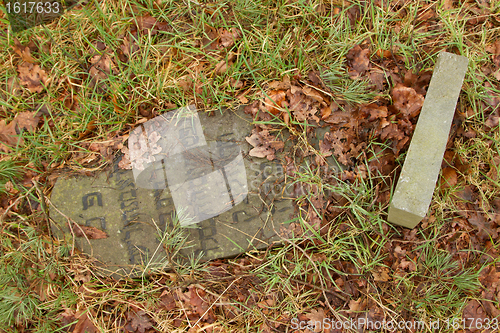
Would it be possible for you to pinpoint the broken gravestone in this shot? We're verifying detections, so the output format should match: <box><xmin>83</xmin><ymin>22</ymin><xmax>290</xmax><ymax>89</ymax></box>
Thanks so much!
<box><xmin>50</xmin><ymin>107</ymin><xmax>295</xmax><ymax>277</ymax></box>
<box><xmin>388</xmin><ymin>52</ymin><xmax>468</xmax><ymax>228</ymax></box>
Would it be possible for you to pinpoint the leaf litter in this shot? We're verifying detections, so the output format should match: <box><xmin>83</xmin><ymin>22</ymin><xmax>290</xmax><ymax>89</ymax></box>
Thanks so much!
<box><xmin>241</xmin><ymin>35</ymin><xmax>500</xmax><ymax>331</ymax></box>
<box><xmin>3</xmin><ymin>1</ymin><xmax>500</xmax><ymax>332</ymax></box>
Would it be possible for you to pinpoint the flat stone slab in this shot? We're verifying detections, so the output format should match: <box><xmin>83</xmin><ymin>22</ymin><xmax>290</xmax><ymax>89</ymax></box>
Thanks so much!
<box><xmin>50</xmin><ymin>107</ymin><xmax>294</xmax><ymax>277</ymax></box>
<box><xmin>388</xmin><ymin>52</ymin><xmax>468</xmax><ymax>228</ymax></box>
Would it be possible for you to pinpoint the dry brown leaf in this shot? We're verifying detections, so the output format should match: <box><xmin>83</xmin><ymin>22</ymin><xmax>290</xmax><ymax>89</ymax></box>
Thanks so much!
<box><xmin>323</xmin><ymin>110</ymin><xmax>350</xmax><ymax>124</ymax></box>
<box><xmin>177</xmin><ymin>75</ymin><xmax>193</xmax><ymax>92</ymax></box>
<box><xmin>368</xmin><ymin>69</ymin><xmax>386</xmax><ymax>91</ymax></box>
<box><xmin>399</xmin><ymin>258</ymin><xmax>417</xmax><ymax>272</ymax></box>
<box><xmin>346</xmin><ymin>45</ymin><xmax>370</xmax><ymax>74</ymax></box>
<box><xmin>319</xmin><ymin>132</ymin><xmax>333</xmax><ymax>157</ymax></box>
<box><xmin>0</xmin><ymin>112</ymin><xmax>40</xmax><ymax>152</ymax></box>
<box><xmin>463</xmin><ymin>300</ymin><xmax>488</xmax><ymax>329</ymax></box>
<box><xmin>78</xmin><ymin>120</ymin><xmax>96</xmax><ymax>140</ymax></box>
<box><xmin>443</xmin><ymin>0</ymin><xmax>454</xmax><ymax>10</ymax></box>
<box><xmin>375</xmin><ymin>49</ymin><xmax>392</xmax><ymax>58</ymax></box>
<box><xmin>380</xmin><ymin>123</ymin><xmax>404</xmax><ymax>141</ymax></box>
<box><xmin>15</xmin><ymin>111</ymin><xmax>39</xmax><ymax>132</ymax></box>
<box><xmin>73</xmin><ymin>223</ymin><xmax>108</xmax><ymax>239</ymax></box>
<box><xmin>245</xmin><ymin>128</ymin><xmax>284</xmax><ymax>161</ymax></box>
<box><xmin>306</xmin><ymin>308</ymin><xmax>325</xmax><ymax>333</ymax></box>
<box><xmin>215</xmin><ymin>60</ymin><xmax>227</xmax><ymax>74</ymax></box>
<box><xmin>302</xmin><ymin>86</ymin><xmax>324</xmax><ymax>104</ymax></box>
<box><xmin>17</xmin><ymin>62</ymin><xmax>48</xmax><ymax>93</ymax></box>
<box><xmin>238</xmin><ymin>95</ymin><xmax>249</xmax><ymax>104</ymax></box>
<box><xmin>6</xmin><ymin>77</ymin><xmax>22</xmax><ymax>96</ymax></box>
<box><xmin>348</xmin><ymin>297</ymin><xmax>367</xmax><ymax>312</ymax></box>
<box><xmin>372</xmin><ymin>267</ymin><xmax>391</xmax><ymax>281</ymax></box>
<box><xmin>89</xmin><ymin>54</ymin><xmax>116</xmax><ymax>81</ymax></box>
<box><xmin>484</xmin><ymin>82</ymin><xmax>500</xmax><ymax>108</ymax></box>
<box><xmin>361</xmin><ymin>104</ymin><xmax>388</xmax><ymax>121</ymax></box>
<box><xmin>11</xmin><ymin>38</ymin><xmax>36</xmax><ymax>63</ymax></box>
<box><xmin>440</xmin><ymin>167</ymin><xmax>458</xmax><ymax>189</ymax></box>
<box><xmin>58</xmin><ymin>308</ymin><xmax>77</xmax><ymax>330</ymax></box>
<box><xmin>120</xmin><ymin>36</ymin><xmax>131</xmax><ymax>60</ymax></box>
<box><xmin>72</xmin><ymin>312</ymin><xmax>97</xmax><ymax>333</ymax></box>
<box><xmin>263</xmin><ymin>90</ymin><xmax>286</xmax><ymax>115</ymax></box>
<box><xmin>219</xmin><ymin>28</ymin><xmax>241</xmax><ymax>48</ymax></box>
<box><xmin>160</xmin><ymin>291</ymin><xmax>177</xmax><ymax>311</ymax></box>
<box><xmin>230</xmin><ymin>78</ymin><xmax>244</xmax><ymax>89</ymax></box>
<box><xmin>0</xmin><ymin>119</ymin><xmax>20</xmax><ymax>151</ymax></box>
<box><xmin>320</xmin><ymin>106</ymin><xmax>331</xmax><ymax>119</ymax></box>
<box><xmin>119</xmin><ymin>146</ymin><xmax>132</xmax><ymax>169</ymax></box>
<box><xmin>187</xmin><ymin>288</ymin><xmax>208</xmax><ymax>316</ymax></box>
<box><xmin>391</xmin><ymin>83</ymin><xmax>424</xmax><ymax>118</ymax></box>
<box><xmin>485</xmin><ymin>114</ymin><xmax>499</xmax><ymax>128</ymax></box>
<box><xmin>136</xmin><ymin>15</ymin><xmax>170</xmax><ymax>35</ymax></box>
<box><xmin>307</xmin><ymin>71</ymin><xmax>326</xmax><ymax>89</ymax></box>
<box><xmin>125</xmin><ymin>310</ymin><xmax>153</xmax><ymax>333</ymax></box>
<box><xmin>494</xmin><ymin>69</ymin><xmax>500</xmax><ymax>81</ymax></box>
<box><xmin>268</xmin><ymin>76</ymin><xmax>291</xmax><ymax>90</ymax></box>
<box><xmin>248</xmin><ymin>146</ymin><xmax>273</xmax><ymax>158</ymax></box>
<box><xmin>468</xmin><ymin>212</ymin><xmax>498</xmax><ymax>241</ymax></box>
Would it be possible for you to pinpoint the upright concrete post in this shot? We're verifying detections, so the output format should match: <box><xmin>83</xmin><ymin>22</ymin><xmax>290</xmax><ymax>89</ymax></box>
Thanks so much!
<box><xmin>388</xmin><ymin>52</ymin><xmax>468</xmax><ymax>228</ymax></box>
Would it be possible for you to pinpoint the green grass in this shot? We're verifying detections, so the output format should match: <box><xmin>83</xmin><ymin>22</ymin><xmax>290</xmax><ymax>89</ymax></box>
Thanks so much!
<box><xmin>1</xmin><ymin>0</ymin><xmax>499</xmax><ymax>331</ymax></box>
<box><xmin>0</xmin><ymin>159</ymin><xmax>23</xmax><ymax>195</ymax></box>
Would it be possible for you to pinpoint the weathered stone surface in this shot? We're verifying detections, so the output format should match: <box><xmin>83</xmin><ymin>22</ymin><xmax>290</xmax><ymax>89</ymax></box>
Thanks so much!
<box><xmin>50</xmin><ymin>108</ymin><xmax>294</xmax><ymax>277</ymax></box>
<box><xmin>388</xmin><ymin>52</ymin><xmax>468</xmax><ymax>228</ymax></box>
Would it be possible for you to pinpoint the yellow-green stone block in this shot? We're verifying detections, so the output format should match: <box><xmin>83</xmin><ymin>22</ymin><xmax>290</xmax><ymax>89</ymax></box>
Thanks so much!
<box><xmin>388</xmin><ymin>52</ymin><xmax>468</xmax><ymax>228</ymax></box>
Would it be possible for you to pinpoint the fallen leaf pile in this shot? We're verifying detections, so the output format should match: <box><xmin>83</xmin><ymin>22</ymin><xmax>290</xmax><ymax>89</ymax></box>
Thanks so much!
<box><xmin>3</xmin><ymin>1</ymin><xmax>500</xmax><ymax>332</ymax></box>
<box><xmin>159</xmin><ymin>286</ymin><xmax>216</xmax><ymax>329</ymax></box>
<box><xmin>245</xmin><ymin>44</ymin><xmax>432</xmax><ymax>182</ymax></box>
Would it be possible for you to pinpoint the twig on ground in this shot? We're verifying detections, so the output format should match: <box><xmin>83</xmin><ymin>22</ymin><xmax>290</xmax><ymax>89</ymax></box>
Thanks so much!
<box><xmin>0</xmin><ymin>186</ymin><xmax>35</xmax><ymax>223</ymax></box>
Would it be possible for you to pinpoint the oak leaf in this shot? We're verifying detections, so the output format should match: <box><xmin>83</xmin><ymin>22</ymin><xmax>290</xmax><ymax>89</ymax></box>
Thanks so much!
<box><xmin>72</xmin><ymin>312</ymin><xmax>97</xmax><ymax>333</ymax></box>
<box><xmin>0</xmin><ymin>112</ymin><xmax>40</xmax><ymax>152</ymax></box>
<box><xmin>463</xmin><ymin>300</ymin><xmax>488</xmax><ymax>330</ymax></box>
<box><xmin>17</xmin><ymin>62</ymin><xmax>48</xmax><ymax>93</ymax></box>
<box><xmin>219</xmin><ymin>28</ymin><xmax>241</xmax><ymax>48</ymax></box>
<box><xmin>368</xmin><ymin>69</ymin><xmax>386</xmax><ymax>91</ymax></box>
<box><xmin>302</xmin><ymin>86</ymin><xmax>324</xmax><ymax>104</ymax></box>
<box><xmin>136</xmin><ymin>15</ymin><xmax>170</xmax><ymax>35</ymax></box>
<box><xmin>306</xmin><ymin>308</ymin><xmax>325</xmax><ymax>333</ymax></box>
<box><xmin>125</xmin><ymin>310</ymin><xmax>153</xmax><ymax>333</ymax></box>
<box><xmin>348</xmin><ymin>297</ymin><xmax>367</xmax><ymax>312</ymax></box>
<box><xmin>391</xmin><ymin>83</ymin><xmax>424</xmax><ymax>118</ymax></box>
<box><xmin>485</xmin><ymin>114</ymin><xmax>499</xmax><ymax>128</ymax></box>
<box><xmin>372</xmin><ymin>267</ymin><xmax>391</xmax><ymax>281</ymax></box>
<box><xmin>468</xmin><ymin>212</ymin><xmax>498</xmax><ymax>241</ymax></box>
<box><xmin>89</xmin><ymin>54</ymin><xmax>116</xmax><ymax>81</ymax></box>
<box><xmin>361</xmin><ymin>104</ymin><xmax>387</xmax><ymax>121</ymax></box>
<box><xmin>346</xmin><ymin>45</ymin><xmax>370</xmax><ymax>74</ymax></box>
<box><xmin>245</xmin><ymin>128</ymin><xmax>284</xmax><ymax>161</ymax></box>
<box><xmin>11</xmin><ymin>38</ymin><xmax>36</xmax><ymax>63</ymax></box>
<box><xmin>268</xmin><ymin>76</ymin><xmax>291</xmax><ymax>90</ymax></box>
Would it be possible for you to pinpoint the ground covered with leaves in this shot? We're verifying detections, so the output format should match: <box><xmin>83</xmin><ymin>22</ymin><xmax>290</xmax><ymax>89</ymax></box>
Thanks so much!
<box><xmin>1</xmin><ymin>0</ymin><xmax>500</xmax><ymax>332</ymax></box>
